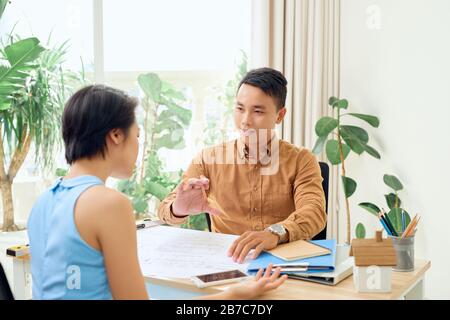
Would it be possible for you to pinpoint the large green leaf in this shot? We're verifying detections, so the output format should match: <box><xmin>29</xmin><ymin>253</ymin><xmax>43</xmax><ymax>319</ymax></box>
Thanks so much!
<box><xmin>182</xmin><ymin>214</ymin><xmax>209</xmax><ymax>231</ymax></box>
<box><xmin>161</xmin><ymin>81</ymin><xmax>185</xmax><ymax>100</ymax></box>
<box><xmin>328</xmin><ymin>96</ymin><xmax>339</xmax><ymax>106</ymax></box>
<box><xmin>138</xmin><ymin>73</ymin><xmax>162</xmax><ymax>103</ymax></box>
<box><xmin>155</xmin><ymin>118</ymin><xmax>183</xmax><ymax>134</ymax></box>
<box><xmin>132</xmin><ymin>196</ymin><xmax>149</xmax><ymax>214</ymax></box>
<box><xmin>358</xmin><ymin>202</ymin><xmax>381</xmax><ymax>216</ymax></box>
<box><xmin>154</xmin><ymin>132</ymin><xmax>185</xmax><ymax>150</ymax></box>
<box><xmin>312</xmin><ymin>136</ymin><xmax>327</xmax><ymax>155</ymax></box>
<box><xmin>159</xmin><ymin>101</ymin><xmax>192</xmax><ymax>126</ymax></box>
<box><xmin>144</xmin><ymin>151</ymin><xmax>163</xmax><ymax>178</ymax></box>
<box><xmin>326</xmin><ymin>139</ymin><xmax>350</xmax><ymax>165</ymax></box>
<box><xmin>387</xmin><ymin>208</ymin><xmax>411</xmax><ymax>235</ymax></box>
<box><xmin>335</xmin><ymin>99</ymin><xmax>348</xmax><ymax>109</ymax></box>
<box><xmin>5</xmin><ymin>38</ymin><xmax>45</xmax><ymax>65</ymax></box>
<box><xmin>340</xmin><ymin>125</ymin><xmax>369</xmax><ymax>155</ymax></box>
<box><xmin>383</xmin><ymin>174</ymin><xmax>403</xmax><ymax>191</ymax></box>
<box><xmin>55</xmin><ymin>168</ymin><xmax>68</xmax><ymax>177</ymax></box>
<box><xmin>160</xmin><ymin>80</ymin><xmax>176</xmax><ymax>93</ymax></box>
<box><xmin>0</xmin><ymin>38</ymin><xmax>45</xmax><ymax>106</ymax></box>
<box><xmin>363</xmin><ymin>144</ymin><xmax>381</xmax><ymax>159</ymax></box>
<box><xmin>341</xmin><ymin>176</ymin><xmax>357</xmax><ymax>198</ymax></box>
<box><xmin>0</xmin><ymin>0</ymin><xmax>7</xmax><ymax>20</ymax></box>
<box><xmin>315</xmin><ymin>117</ymin><xmax>338</xmax><ymax>137</ymax></box>
<box><xmin>385</xmin><ymin>192</ymin><xmax>401</xmax><ymax>209</ymax></box>
<box><xmin>346</xmin><ymin>113</ymin><xmax>380</xmax><ymax>127</ymax></box>
<box><xmin>328</xmin><ymin>97</ymin><xmax>348</xmax><ymax>109</ymax></box>
<box><xmin>143</xmin><ymin>180</ymin><xmax>170</xmax><ymax>201</ymax></box>
<box><xmin>117</xmin><ymin>178</ymin><xmax>137</xmax><ymax>195</ymax></box>
<box><xmin>355</xmin><ymin>223</ymin><xmax>366</xmax><ymax>239</ymax></box>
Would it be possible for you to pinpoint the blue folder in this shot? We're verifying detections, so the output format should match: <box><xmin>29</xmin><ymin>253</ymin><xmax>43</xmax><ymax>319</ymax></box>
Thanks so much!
<box><xmin>247</xmin><ymin>239</ymin><xmax>337</xmax><ymax>275</ymax></box>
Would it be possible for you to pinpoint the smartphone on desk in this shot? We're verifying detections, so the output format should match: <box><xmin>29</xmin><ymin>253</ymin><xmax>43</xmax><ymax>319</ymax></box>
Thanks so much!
<box><xmin>191</xmin><ymin>269</ymin><xmax>251</xmax><ymax>288</ymax></box>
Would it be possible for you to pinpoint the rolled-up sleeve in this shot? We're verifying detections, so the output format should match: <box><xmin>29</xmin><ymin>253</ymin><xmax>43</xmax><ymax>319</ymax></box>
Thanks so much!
<box><xmin>157</xmin><ymin>152</ymin><xmax>206</xmax><ymax>225</ymax></box>
<box><xmin>281</xmin><ymin>150</ymin><xmax>327</xmax><ymax>241</ymax></box>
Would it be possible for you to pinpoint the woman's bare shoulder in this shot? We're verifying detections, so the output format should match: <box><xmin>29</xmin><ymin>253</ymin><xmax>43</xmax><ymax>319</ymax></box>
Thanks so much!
<box><xmin>77</xmin><ymin>185</ymin><xmax>133</xmax><ymax>219</ymax></box>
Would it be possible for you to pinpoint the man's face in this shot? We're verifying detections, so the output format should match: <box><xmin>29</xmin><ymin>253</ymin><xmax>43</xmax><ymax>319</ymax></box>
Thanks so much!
<box><xmin>234</xmin><ymin>83</ymin><xmax>286</xmax><ymax>146</ymax></box>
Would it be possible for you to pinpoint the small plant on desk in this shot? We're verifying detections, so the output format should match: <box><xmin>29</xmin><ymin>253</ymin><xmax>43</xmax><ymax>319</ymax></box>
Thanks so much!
<box><xmin>357</xmin><ymin>174</ymin><xmax>412</xmax><ymax>238</ymax></box>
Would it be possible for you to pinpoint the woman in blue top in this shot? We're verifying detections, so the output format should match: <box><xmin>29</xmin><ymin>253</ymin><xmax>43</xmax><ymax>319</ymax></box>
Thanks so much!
<box><xmin>27</xmin><ymin>84</ymin><xmax>286</xmax><ymax>299</ymax></box>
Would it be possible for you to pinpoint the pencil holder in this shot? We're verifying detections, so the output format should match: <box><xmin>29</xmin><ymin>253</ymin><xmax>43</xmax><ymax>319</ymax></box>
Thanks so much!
<box><xmin>389</xmin><ymin>235</ymin><xmax>415</xmax><ymax>272</ymax></box>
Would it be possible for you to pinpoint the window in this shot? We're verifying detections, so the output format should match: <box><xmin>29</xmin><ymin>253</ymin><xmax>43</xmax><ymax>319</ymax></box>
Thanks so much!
<box><xmin>1</xmin><ymin>0</ymin><xmax>252</xmax><ymax>223</ymax></box>
<box><xmin>0</xmin><ymin>0</ymin><xmax>93</xmax><ymax>71</ymax></box>
<box><xmin>102</xmin><ymin>0</ymin><xmax>252</xmax><ymax>172</ymax></box>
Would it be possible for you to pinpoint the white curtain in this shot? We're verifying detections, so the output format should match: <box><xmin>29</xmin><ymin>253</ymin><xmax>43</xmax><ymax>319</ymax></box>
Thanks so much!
<box><xmin>251</xmin><ymin>0</ymin><xmax>342</xmax><ymax>242</ymax></box>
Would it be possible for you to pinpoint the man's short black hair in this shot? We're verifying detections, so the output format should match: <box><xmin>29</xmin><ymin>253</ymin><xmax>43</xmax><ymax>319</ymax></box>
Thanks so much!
<box><xmin>237</xmin><ymin>67</ymin><xmax>288</xmax><ymax>110</ymax></box>
<box><xmin>62</xmin><ymin>84</ymin><xmax>138</xmax><ymax>165</ymax></box>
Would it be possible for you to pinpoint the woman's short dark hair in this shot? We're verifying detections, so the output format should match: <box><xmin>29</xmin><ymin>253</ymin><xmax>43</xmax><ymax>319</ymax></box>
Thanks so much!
<box><xmin>62</xmin><ymin>84</ymin><xmax>138</xmax><ymax>165</ymax></box>
<box><xmin>237</xmin><ymin>67</ymin><xmax>288</xmax><ymax>110</ymax></box>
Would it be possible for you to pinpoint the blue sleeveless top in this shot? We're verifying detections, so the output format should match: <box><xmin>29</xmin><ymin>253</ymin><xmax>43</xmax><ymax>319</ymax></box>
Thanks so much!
<box><xmin>27</xmin><ymin>175</ymin><xmax>112</xmax><ymax>300</ymax></box>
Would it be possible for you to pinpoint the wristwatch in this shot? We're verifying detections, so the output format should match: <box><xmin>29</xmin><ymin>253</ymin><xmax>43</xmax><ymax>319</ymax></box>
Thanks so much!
<box><xmin>265</xmin><ymin>224</ymin><xmax>288</xmax><ymax>244</ymax></box>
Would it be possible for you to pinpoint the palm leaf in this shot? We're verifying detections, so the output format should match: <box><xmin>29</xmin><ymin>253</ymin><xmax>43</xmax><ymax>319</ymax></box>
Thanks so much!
<box><xmin>0</xmin><ymin>38</ymin><xmax>45</xmax><ymax>107</ymax></box>
<box><xmin>0</xmin><ymin>0</ymin><xmax>8</xmax><ymax>20</ymax></box>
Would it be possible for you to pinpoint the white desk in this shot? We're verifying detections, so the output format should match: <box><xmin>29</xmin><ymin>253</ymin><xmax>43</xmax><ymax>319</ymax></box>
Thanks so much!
<box><xmin>10</xmin><ymin>254</ymin><xmax>429</xmax><ymax>300</ymax></box>
<box><xmin>144</xmin><ymin>259</ymin><xmax>430</xmax><ymax>300</ymax></box>
<box><xmin>8</xmin><ymin>226</ymin><xmax>430</xmax><ymax>300</ymax></box>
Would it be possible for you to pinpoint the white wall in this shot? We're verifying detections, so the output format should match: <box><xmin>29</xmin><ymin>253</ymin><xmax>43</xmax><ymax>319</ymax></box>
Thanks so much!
<box><xmin>340</xmin><ymin>0</ymin><xmax>450</xmax><ymax>299</ymax></box>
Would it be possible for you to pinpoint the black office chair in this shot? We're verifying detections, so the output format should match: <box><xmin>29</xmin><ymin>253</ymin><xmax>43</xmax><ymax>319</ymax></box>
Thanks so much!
<box><xmin>0</xmin><ymin>263</ymin><xmax>14</xmax><ymax>300</ymax></box>
<box><xmin>312</xmin><ymin>161</ymin><xmax>329</xmax><ymax>240</ymax></box>
<box><xmin>204</xmin><ymin>161</ymin><xmax>329</xmax><ymax>240</ymax></box>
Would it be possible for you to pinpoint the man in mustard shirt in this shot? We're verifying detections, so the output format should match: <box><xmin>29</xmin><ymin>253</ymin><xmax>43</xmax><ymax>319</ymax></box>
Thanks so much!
<box><xmin>158</xmin><ymin>67</ymin><xmax>326</xmax><ymax>263</ymax></box>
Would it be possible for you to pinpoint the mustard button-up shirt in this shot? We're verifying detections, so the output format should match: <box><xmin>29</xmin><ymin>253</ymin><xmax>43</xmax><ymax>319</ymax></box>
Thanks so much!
<box><xmin>157</xmin><ymin>137</ymin><xmax>326</xmax><ymax>241</ymax></box>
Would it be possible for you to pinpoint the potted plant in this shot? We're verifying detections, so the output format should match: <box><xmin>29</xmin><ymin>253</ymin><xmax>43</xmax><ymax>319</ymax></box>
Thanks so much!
<box><xmin>117</xmin><ymin>72</ymin><xmax>192</xmax><ymax>221</ymax></box>
<box><xmin>357</xmin><ymin>174</ymin><xmax>411</xmax><ymax>238</ymax></box>
<box><xmin>312</xmin><ymin>97</ymin><xmax>381</xmax><ymax>243</ymax></box>
<box><xmin>0</xmin><ymin>34</ymin><xmax>82</xmax><ymax>231</ymax></box>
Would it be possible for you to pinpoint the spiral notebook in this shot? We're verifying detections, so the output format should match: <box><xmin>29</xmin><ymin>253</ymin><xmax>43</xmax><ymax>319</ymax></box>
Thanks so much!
<box><xmin>248</xmin><ymin>239</ymin><xmax>336</xmax><ymax>274</ymax></box>
<box><xmin>265</xmin><ymin>239</ymin><xmax>331</xmax><ymax>261</ymax></box>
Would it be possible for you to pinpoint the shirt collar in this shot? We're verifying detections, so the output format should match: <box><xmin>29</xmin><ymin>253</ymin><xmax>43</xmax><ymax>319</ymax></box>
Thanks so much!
<box><xmin>237</xmin><ymin>131</ymin><xmax>279</xmax><ymax>164</ymax></box>
<box><xmin>49</xmin><ymin>175</ymin><xmax>104</xmax><ymax>190</ymax></box>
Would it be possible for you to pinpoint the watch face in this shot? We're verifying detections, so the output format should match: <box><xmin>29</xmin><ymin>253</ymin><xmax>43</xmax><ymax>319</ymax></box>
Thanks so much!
<box><xmin>271</xmin><ymin>224</ymin><xmax>285</xmax><ymax>234</ymax></box>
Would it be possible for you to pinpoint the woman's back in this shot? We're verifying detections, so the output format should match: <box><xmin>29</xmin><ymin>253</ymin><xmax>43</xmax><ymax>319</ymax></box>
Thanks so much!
<box><xmin>27</xmin><ymin>175</ymin><xmax>112</xmax><ymax>300</ymax></box>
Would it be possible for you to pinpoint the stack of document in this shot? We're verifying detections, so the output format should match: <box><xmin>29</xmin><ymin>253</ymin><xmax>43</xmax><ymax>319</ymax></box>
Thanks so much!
<box><xmin>247</xmin><ymin>239</ymin><xmax>337</xmax><ymax>275</ymax></box>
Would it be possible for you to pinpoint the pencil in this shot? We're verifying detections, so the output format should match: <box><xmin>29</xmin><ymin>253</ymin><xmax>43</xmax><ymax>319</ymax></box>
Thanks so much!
<box><xmin>401</xmin><ymin>210</ymin><xmax>406</xmax><ymax>233</ymax></box>
<box><xmin>401</xmin><ymin>215</ymin><xmax>416</xmax><ymax>238</ymax></box>
<box><xmin>402</xmin><ymin>214</ymin><xmax>419</xmax><ymax>238</ymax></box>
<box><xmin>405</xmin><ymin>216</ymin><xmax>420</xmax><ymax>238</ymax></box>
<box><xmin>381</xmin><ymin>209</ymin><xmax>398</xmax><ymax>237</ymax></box>
<box><xmin>378</xmin><ymin>212</ymin><xmax>393</xmax><ymax>236</ymax></box>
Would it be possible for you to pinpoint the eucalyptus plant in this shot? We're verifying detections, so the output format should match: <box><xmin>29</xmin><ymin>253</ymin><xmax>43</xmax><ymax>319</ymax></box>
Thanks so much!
<box><xmin>312</xmin><ymin>97</ymin><xmax>381</xmax><ymax>243</ymax></box>
<box><xmin>356</xmin><ymin>174</ymin><xmax>411</xmax><ymax>238</ymax></box>
<box><xmin>117</xmin><ymin>73</ymin><xmax>192</xmax><ymax>217</ymax></box>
